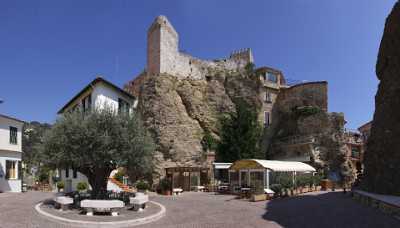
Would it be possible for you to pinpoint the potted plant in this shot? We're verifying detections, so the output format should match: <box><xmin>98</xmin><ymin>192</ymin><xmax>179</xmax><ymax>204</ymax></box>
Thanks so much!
<box><xmin>57</xmin><ymin>181</ymin><xmax>65</xmax><ymax>192</ymax></box>
<box><xmin>159</xmin><ymin>178</ymin><xmax>172</xmax><ymax>195</ymax></box>
<box><xmin>76</xmin><ymin>182</ymin><xmax>88</xmax><ymax>193</ymax></box>
<box><xmin>270</xmin><ymin>184</ymin><xmax>282</xmax><ymax>198</ymax></box>
<box><xmin>251</xmin><ymin>181</ymin><xmax>266</xmax><ymax>202</ymax></box>
<box><xmin>135</xmin><ymin>180</ymin><xmax>150</xmax><ymax>193</ymax></box>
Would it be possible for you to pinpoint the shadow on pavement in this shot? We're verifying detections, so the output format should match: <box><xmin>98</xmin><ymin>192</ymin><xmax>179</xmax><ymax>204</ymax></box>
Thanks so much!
<box><xmin>263</xmin><ymin>191</ymin><xmax>400</xmax><ymax>228</ymax></box>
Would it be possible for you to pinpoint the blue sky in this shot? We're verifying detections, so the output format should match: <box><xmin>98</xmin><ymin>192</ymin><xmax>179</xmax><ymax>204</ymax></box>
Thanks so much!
<box><xmin>0</xmin><ymin>1</ymin><xmax>396</xmax><ymax>129</ymax></box>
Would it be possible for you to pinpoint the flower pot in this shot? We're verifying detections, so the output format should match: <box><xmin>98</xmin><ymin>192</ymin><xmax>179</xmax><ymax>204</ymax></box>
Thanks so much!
<box><xmin>251</xmin><ymin>194</ymin><xmax>267</xmax><ymax>202</ymax></box>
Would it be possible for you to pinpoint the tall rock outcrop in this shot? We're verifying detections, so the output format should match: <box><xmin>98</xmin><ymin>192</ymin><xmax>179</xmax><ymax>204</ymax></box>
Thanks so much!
<box><xmin>362</xmin><ymin>1</ymin><xmax>400</xmax><ymax>195</ymax></box>
<box><xmin>128</xmin><ymin>71</ymin><xmax>261</xmax><ymax>178</ymax></box>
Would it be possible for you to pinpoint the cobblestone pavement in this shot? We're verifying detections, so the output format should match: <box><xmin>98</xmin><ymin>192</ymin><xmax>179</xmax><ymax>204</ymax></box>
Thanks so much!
<box><xmin>0</xmin><ymin>191</ymin><xmax>399</xmax><ymax>228</ymax></box>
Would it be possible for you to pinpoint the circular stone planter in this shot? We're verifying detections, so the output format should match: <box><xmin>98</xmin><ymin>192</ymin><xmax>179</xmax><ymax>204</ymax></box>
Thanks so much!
<box><xmin>35</xmin><ymin>200</ymin><xmax>165</xmax><ymax>228</ymax></box>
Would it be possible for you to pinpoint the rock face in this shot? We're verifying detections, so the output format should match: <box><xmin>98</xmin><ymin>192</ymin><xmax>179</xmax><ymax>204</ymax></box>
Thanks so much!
<box><xmin>265</xmin><ymin>82</ymin><xmax>354</xmax><ymax>181</ymax></box>
<box><xmin>362</xmin><ymin>1</ymin><xmax>400</xmax><ymax>195</ymax></box>
<box><xmin>131</xmin><ymin>71</ymin><xmax>261</xmax><ymax>178</ymax></box>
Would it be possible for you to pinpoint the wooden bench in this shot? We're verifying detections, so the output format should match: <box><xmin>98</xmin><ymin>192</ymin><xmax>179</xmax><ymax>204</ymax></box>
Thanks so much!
<box><xmin>129</xmin><ymin>193</ymin><xmax>149</xmax><ymax>212</ymax></box>
<box><xmin>80</xmin><ymin>200</ymin><xmax>124</xmax><ymax>216</ymax></box>
<box><xmin>172</xmin><ymin>188</ymin><xmax>183</xmax><ymax>195</ymax></box>
<box><xmin>54</xmin><ymin>196</ymin><xmax>73</xmax><ymax>211</ymax></box>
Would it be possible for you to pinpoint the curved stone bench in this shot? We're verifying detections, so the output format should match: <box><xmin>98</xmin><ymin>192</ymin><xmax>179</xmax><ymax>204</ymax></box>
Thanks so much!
<box><xmin>130</xmin><ymin>193</ymin><xmax>149</xmax><ymax>212</ymax></box>
<box><xmin>54</xmin><ymin>196</ymin><xmax>73</xmax><ymax>211</ymax></box>
<box><xmin>80</xmin><ymin>200</ymin><xmax>124</xmax><ymax>216</ymax></box>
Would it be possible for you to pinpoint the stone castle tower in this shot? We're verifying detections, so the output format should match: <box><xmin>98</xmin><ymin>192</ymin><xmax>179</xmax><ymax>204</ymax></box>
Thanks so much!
<box><xmin>146</xmin><ymin>15</ymin><xmax>254</xmax><ymax>80</ymax></box>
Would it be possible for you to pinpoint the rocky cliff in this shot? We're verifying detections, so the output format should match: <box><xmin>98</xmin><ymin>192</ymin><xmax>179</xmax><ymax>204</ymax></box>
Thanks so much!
<box><xmin>362</xmin><ymin>1</ymin><xmax>400</xmax><ymax>195</ymax></box>
<box><xmin>265</xmin><ymin>82</ymin><xmax>354</xmax><ymax>181</ymax></box>
<box><xmin>126</xmin><ymin>70</ymin><xmax>262</xmax><ymax>178</ymax></box>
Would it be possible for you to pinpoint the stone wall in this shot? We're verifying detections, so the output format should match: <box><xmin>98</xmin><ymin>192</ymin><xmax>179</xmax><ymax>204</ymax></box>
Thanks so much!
<box><xmin>263</xmin><ymin>81</ymin><xmax>354</xmax><ymax>181</ymax></box>
<box><xmin>361</xmin><ymin>1</ymin><xmax>400</xmax><ymax>195</ymax></box>
<box><xmin>146</xmin><ymin>16</ymin><xmax>253</xmax><ymax>80</ymax></box>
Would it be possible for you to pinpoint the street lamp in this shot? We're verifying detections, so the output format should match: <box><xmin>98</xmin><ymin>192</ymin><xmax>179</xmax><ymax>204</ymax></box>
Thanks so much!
<box><xmin>0</xmin><ymin>99</ymin><xmax>3</xmax><ymax>104</ymax></box>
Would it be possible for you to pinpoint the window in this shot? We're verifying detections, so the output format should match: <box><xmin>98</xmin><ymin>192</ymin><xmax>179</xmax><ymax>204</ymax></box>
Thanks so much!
<box><xmin>82</xmin><ymin>94</ymin><xmax>92</xmax><ymax>113</ymax></box>
<box><xmin>9</xmin><ymin>126</ymin><xmax>17</xmax><ymax>144</ymax></box>
<box><xmin>264</xmin><ymin>112</ymin><xmax>270</xmax><ymax>126</ymax></box>
<box><xmin>265</xmin><ymin>92</ymin><xmax>272</xmax><ymax>103</ymax></box>
<box><xmin>267</xmin><ymin>72</ymin><xmax>278</xmax><ymax>83</ymax></box>
<box><xmin>73</xmin><ymin>169</ymin><xmax>78</xmax><ymax>179</ymax></box>
<box><xmin>118</xmin><ymin>98</ymin><xmax>130</xmax><ymax>114</ymax></box>
<box><xmin>351</xmin><ymin>148</ymin><xmax>360</xmax><ymax>158</ymax></box>
<box><xmin>65</xmin><ymin>168</ymin><xmax>69</xmax><ymax>178</ymax></box>
<box><xmin>5</xmin><ymin>160</ymin><xmax>17</xmax><ymax>179</ymax></box>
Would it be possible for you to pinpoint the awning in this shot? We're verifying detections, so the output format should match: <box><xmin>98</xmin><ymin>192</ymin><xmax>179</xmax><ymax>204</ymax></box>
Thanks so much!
<box><xmin>213</xmin><ymin>162</ymin><xmax>232</xmax><ymax>169</ymax></box>
<box><xmin>229</xmin><ymin>159</ymin><xmax>316</xmax><ymax>172</ymax></box>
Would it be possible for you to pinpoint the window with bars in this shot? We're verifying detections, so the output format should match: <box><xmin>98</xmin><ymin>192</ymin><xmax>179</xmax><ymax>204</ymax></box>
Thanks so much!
<box><xmin>9</xmin><ymin>126</ymin><xmax>17</xmax><ymax>144</ymax></box>
<box><xmin>5</xmin><ymin>160</ymin><xmax>18</xmax><ymax>179</ymax></box>
<box><xmin>118</xmin><ymin>98</ymin><xmax>130</xmax><ymax>114</ymax></box>
<box><xmin>82</xmin><ymin>94</ymin><xmax>92</xmax><ymax>113</ymax></box>
<box><xmin>264</xmin><ymin>112</ymin><xmax>270</xmax><ymax>126</ymax></box>
<box><xmin>265</xmin><ymin>92</ymin><xmax>272</xmax><ymax>103</ymax></box>
<box><xmin>267</xmin><ymin>72</ymin><xmax>278</xmax><ymax>83</ymax></box>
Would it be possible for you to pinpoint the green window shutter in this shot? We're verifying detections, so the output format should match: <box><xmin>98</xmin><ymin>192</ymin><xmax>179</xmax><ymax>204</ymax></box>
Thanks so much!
<box><xmin>5</xmin><ymin>160</ymin><xmax>10</xmax><ymax>179</ymax></box>
<box><xmin>18</xmin><ymin>161</ymin><xmax>22</xmax><ymax>180</ymax></box>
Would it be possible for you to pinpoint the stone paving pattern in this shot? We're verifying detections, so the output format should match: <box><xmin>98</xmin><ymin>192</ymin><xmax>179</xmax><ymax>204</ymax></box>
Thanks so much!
<box><xmin>0</xmin><ymin>191</ymin><xmax>399</xmax><ymax>228</ymax></box>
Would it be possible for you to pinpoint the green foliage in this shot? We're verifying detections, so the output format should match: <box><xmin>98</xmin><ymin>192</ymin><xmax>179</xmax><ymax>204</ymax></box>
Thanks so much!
<box><xmin>270</xmin><ymin>184</ymin><xmax>282</xmax><ymax>196</ymax></box>
<box><xmin>42</xmin><ymin>106</ymin><xmax>155</xmax><ymax>197</ymax></box>
<box><xmin>312</xmin><ymin>173</ymin><xmax>323</xmax><ymax>186</ymax></box>
<box><xmin>135</xmin><ymin>180</ymin><xmax>150</xmax><ymax>190</ymax></box>
<box><xmin>279</xmin><ymin>174</ymin><xmax>294</xmax><ymax>190</ymax></box>
<box><xmin>216</xmin><ymin>99</ymin><xmax>263</xmax><ymax>162</ymax></box>
<box><xmin>57</xmin><ymin>181</ymin><xmax>64</xmax><ymax>189</ymax></box>
<box><xmin>201</xmin><ymin>129</ymin><xmax>217</xmax><ymax>152</ymax></box>
<box><xmin>113</xmin><ymin>170</ymin><xmax>125</xmax><ymax>183</ymax></box>
<box><xmin>159</xmin><ymin>178</ymin><xmax>172</xmax><ymax>191</ymax></box>
<box><xmin>292</xmin><ymin>106</ymin><xmax>321</xmax><ymax>117</ymax></box>
<box><xmin>295</xmin><ymin>175</ymin><xmax>311</xmax><ymax>188</ymax></box>
<box><xmin>76</xmin><ymin>182</ymin><xmax>88</xmax><ymax>191</ymax></box>
<box><xmin>22</xmin><ymin>121</ymin><xmax>52</xmax><ymax>169</ymax></box>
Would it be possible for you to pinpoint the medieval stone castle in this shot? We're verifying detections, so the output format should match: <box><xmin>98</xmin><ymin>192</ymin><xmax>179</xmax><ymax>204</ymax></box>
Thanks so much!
<box><xmin>124</xmin><ymin>15</ymin><xmax>355</xmax><ymax>184</ymax></box>
<box><xmin>146</xmin><ymin>15</ymin><xmax>254</xmax><ymax>80</ymax></box>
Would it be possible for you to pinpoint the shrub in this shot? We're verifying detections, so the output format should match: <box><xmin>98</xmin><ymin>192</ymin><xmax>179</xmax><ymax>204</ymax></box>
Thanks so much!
<box><xmin>270</xmin><ymin>184</ymin><xmax>282</xmax><ymax>196</ymax></box>
<box><xmin>135</xmin><ymin>180</ymin><xmax>150</xmax><ymax>191</ymax></box>
<box><xmin>293</xmin><ymin>106</ymin><xmax>320</xmax><ymax>117</ymax></box>
<box><xmin>313</xmin><ymin>174</ymin><xmax>323</xmax><ymax>186</ymax></box>
<box><xmin>159</xmin><ymin>178</ymin><xmax>172</xmax><ymax>191</ymax></box>
<box><xmin>57</xmin><ymin>181</ymin><xmax>64</xmax><ymax>189</ymax></box>
<box><xmin>280</xmin><ymin>174</ymin><xmax>294</xmax><ymax>190</ymax></box>
<box><xmin>76</xmin><ymin>182</ymin><xmax>88</xmax><ymax>191</ymax></box>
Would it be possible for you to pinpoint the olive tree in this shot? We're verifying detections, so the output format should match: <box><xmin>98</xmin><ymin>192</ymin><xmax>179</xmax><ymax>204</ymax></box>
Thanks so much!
<box><xmin>43</xmin><ymin>107</ymin><xmax>155</xmax><ymax>198</ymax></box>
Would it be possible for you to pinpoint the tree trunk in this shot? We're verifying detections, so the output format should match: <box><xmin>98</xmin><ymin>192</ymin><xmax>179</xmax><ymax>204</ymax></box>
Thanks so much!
<box><xmin>82</xmin><ymin>168</ymin><xmax>112</xmax><ymax>199</ymax></box>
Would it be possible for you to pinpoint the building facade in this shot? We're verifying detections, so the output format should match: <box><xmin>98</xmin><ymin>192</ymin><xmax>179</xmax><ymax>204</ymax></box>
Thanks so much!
<box><xmin>0</xmin><ymin>114</ymin><xmax>24</xmax><ymax>192</ymax></box>
<box><xmin>57</xmin><ymin>77</ymin><xmax>137</xmax><ymax>192</ymax></box>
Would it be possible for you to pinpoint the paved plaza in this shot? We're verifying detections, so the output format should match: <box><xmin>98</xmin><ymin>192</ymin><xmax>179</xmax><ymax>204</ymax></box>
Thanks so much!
<box><xmin>0</xmin><ymin>191</ymin><xmax>399</xmax><ymax>228</ymax></box>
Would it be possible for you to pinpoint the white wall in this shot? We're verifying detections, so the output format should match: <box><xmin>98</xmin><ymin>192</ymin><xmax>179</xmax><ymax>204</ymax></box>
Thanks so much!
<box><xmin>59</xmin><ymin>169</ymin><xmax>90</xmax><ymax>192</ymax></box>
<box><xmin>0</xmin><ymin>116</ymin><xmax>23</xmax><ymax>192</ymax></box>
<box><xmin>0</xmin><ymin>116</ymin><xmax>23</xmax><ymax>152</ymax></box>
<box><xmin>0</xmin><ymin>150</ymin><xmax>22</xmax><ymax>192</ymax></box>
<box><xmin>61</xmin><ymin>82</ymin><xmax>135</xmax><ymax>114</ymax></box>
<box><xmin>59</xmin><ymin>169</ymin><xmax>122</xmax><ymax>193</ymax></box>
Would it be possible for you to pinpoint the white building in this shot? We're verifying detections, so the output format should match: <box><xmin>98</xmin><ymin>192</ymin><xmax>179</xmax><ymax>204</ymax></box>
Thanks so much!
<box><xmin>57</xmin><ymin>77</ymin><xmax>137</xmax><ymax>192</ymax></box>
<box><xmin>0</xmin><ymin>114</ymin><xmax>24</xmax><ymax>192</ymax></box>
